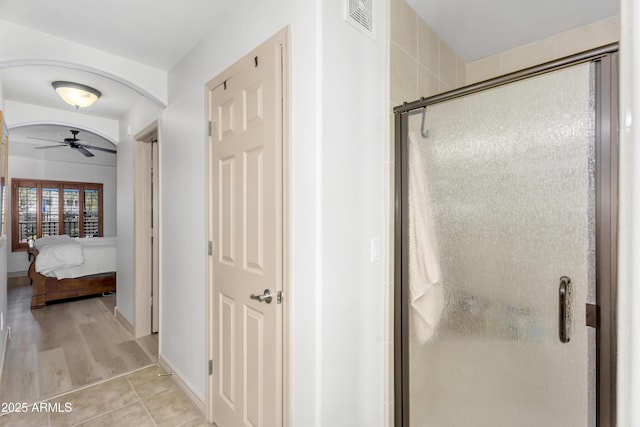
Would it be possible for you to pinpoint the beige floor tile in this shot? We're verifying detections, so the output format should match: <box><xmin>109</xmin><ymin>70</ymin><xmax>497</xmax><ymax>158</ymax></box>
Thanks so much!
<box><xmin>0</xmin><ymin>408</ymin><xmax>49</xmax><ymax>426</ymax></box>
<box><xmin>179</xmin><ymin>417</ymin><xmax>215</xmax><ymax>427</ymax></box>
<box><xmin>143</xmin><ymin>388</ymin><xmax>202</xmax><ymax>427</ymax></box>
<box><xmin>76</xmin><ymin>402</ymin><xmax>154</xmax><ymax>427</ymax></box>
<box><xmin>49</xmin><ymin>377</ymin><xmax>137</xmax><ymax>426</ymax></box>
<box><xmin>126</xmin><ymin>365</ymin><xmax>174</xmax><ymax>400</ymax></box>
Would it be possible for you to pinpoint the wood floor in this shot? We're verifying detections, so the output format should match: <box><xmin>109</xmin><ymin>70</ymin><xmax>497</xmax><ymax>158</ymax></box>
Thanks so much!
<box><xmin>1</xmin><ymin>277</ymin><xmax>158</xmax><ymax>404</ymax></box>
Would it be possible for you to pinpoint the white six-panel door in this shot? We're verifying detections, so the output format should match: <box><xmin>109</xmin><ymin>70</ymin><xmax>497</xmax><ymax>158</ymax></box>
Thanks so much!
<box><xmin>206</xmin><ymin>31</ymin><xmax>285</xmax><ymax>427</ymax></box>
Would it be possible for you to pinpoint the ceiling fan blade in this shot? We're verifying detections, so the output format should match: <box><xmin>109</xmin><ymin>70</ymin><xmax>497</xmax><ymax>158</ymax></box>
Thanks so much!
<box><xmin>35</xmin><ymin>144</ymin><xmax>67</xmax><ymax>150</ymax></box>
<box><xmin>28</xmin><ymin>136</ymin><xmax>70</xmax><ymax>145</ymax></box>
<box><xmin>75</xmin><ymin>146</ymin><xmax>95</xmax><ymax>157</ymax></box>
<box><xmin>83</xmin><ymin>145</ymin><xmax>117</xmax><ymax>154</ymax></box>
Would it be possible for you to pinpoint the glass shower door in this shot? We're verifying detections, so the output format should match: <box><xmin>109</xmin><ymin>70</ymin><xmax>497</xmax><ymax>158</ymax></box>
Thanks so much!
<box><xmin>405</xmin><ymin>62</ymin><xmax>596</xmax><ymax>426</ymax></box>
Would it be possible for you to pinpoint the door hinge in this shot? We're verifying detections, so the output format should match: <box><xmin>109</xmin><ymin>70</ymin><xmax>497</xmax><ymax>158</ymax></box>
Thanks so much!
<box><xmin>208</xmin><ymin>241</ymin><xmax>213</xmax><ymax>256</ymax></box>
<box><xmin>208</xmin><ymin>360</ymin><xmax>213</xmax><ymax>375</ymax></box>
<box><xmin>586</xmin><ymin>303</ymin><xmax>599</xmax><ymax>328</ymax></box>
<box><xmin>208</xmin><ymin>121</ymin><xmax>213</xmax><ymax>137</ymax></box>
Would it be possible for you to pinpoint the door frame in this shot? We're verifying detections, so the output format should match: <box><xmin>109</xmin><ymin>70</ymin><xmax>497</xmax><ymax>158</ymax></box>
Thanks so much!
<box><xmin>133</xmin><ymin>122</ymin><xmax>161</xmax><ymax>338</ymax></box>
<box><xmin>393</xmin><ymin>44</ymin><xmax>618</xmax><ymax>427</ymax></box>
<box><xmin>204</xmin><ymin>27</ymin><xmax>290</xmax><ymax>426</ymax></box>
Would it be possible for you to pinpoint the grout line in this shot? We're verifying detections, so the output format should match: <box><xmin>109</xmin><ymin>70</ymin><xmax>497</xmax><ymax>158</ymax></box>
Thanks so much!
<box><xmin>41</xmin><ymin>363</ymin><xmax>158</xmax><ymax>403</ymax></box>
<box><xmin>126</xmin><ymin>375</ymin><xmax>159</xmax><ymax>427</ymax></box>
<box><xmin>69</xmin><ymin>401</ymin><xmax>144</xmax><ymax>427</ymax></box>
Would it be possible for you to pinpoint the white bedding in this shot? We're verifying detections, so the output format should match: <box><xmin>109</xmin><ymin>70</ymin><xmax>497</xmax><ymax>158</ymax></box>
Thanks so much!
<box><xmin>34</xmin><ymin>236</ymin><xmax>117</xmax><ymax>279</ymax></box>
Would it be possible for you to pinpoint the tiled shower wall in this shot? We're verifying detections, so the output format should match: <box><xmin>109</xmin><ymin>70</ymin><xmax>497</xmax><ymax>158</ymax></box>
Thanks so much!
<box><xmin>385</xmin><ymin>2</ymin><xmax>620</xmax><ymax>426</ymax></box>
<box><xmin>389</xmin><ymin>0</ymin><xmax>467</xmax><ymax>108</ymax></box>
<box><xmin>466</xmin><ymin>16</ymin><xmax>620</xmax><ymax>84</ymax></box>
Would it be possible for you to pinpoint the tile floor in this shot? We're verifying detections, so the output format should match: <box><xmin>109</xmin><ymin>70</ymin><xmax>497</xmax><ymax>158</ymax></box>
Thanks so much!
<box><xmin>0</xmin><ymin>364</ymin><xmax>213</xmax><ymax>426</ymax></box>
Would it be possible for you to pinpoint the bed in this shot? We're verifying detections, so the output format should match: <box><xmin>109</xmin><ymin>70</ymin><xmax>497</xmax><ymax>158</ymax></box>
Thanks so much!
<box><xmin>27</xmin><ymin>235</ymin><xmax>117</xmax><ymax>309</ymax></box>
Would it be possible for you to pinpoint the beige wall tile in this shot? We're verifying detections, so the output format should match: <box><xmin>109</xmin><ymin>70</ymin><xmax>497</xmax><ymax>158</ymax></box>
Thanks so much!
<box><xmin>390</xmin><ymin>0</ymin><xmax>418</xmax><ymax>59</ymax></box>
<box><xmin>468</xmin><ymin>16</ymin><xmax>621</xmax><ymax>85</ymax></box>
<box><xmin>391</xmin><ymin>42</ymin><xmax>417</xmax><ymax>103</ymax></box>
<box><xmin>557</xmin><ymin>16</ymin><xmax>620</xmax><ymax>57</ymax></box>
<box><xmin>456</xmin><ymin>57</ymin><xmax>467</xmax><ymax>88</ymax></box>
<box><xmin>439</xmin><ymin>41</ymin><xmax>457</xmax><ymax>88</ymax></box>
<box><xmin>418</xmin><ymin>65</ymin><xmax>439</xmax><ymax>98</ymax></box>
<box><xmin>417</xmin><ymin>19</ymin><xmax>439</xmax><ymax>75</ymax></box>
<box><xmin>439</xmin><ymin>79</ymin><xmax>453</xmax><ymax>93</ymax></box>
<box><xmin>466</xmin><ymin>55</ymin><xmax>501</xmax><ymax>84</ymax></box>
<box><xmin>501</xmin><ymin>37</ymin><xmax>557</xmax><ymax>74</ymax></box>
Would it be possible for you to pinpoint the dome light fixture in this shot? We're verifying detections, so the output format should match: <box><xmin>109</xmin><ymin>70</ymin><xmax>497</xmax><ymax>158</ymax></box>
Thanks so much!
<box><xmin>52</xmin><ymin>81</ymin><xmax>102</xmax><ymax>109</ymax></box>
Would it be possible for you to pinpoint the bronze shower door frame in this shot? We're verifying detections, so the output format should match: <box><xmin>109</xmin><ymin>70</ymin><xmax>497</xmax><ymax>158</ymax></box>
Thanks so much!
<box><xmin>393</xmin><ymin>44</ymin><xmax>619</xmax><ymax>427</ymax></box>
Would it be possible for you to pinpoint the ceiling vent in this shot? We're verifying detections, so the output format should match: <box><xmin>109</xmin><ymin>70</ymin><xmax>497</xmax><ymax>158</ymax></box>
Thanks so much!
<box><xmin>346</xmin><ymin>0</ymin><xmax>374</xmax><ymax>37</ymax></box>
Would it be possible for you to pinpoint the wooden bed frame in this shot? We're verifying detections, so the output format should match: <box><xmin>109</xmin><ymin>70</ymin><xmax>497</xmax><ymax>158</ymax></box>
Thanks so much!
<box><xmin>28</xmin><ymin>248</ymin><xmax>116</xmax><ymax>309</ymax></box>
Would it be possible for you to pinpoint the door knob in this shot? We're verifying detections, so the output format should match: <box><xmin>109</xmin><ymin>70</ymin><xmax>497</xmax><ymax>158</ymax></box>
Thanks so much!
<box><xmin>250</xmin><ymin>289</ymin><xmax>273</xmax><ymax>304</ymax></box>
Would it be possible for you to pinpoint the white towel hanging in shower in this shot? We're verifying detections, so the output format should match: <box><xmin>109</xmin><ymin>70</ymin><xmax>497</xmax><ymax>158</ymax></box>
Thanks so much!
<box><xmin>408</xmin><ymin>133</ymin><xmax>444</xmax><ymax>344</ymax></box>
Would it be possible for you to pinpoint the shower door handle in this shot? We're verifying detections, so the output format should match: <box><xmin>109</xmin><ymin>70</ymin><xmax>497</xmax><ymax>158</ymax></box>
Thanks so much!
<box><xmin>559</xmin><ymin>276</ymin><xmax>572</xmax><ymax>343</ymax></box>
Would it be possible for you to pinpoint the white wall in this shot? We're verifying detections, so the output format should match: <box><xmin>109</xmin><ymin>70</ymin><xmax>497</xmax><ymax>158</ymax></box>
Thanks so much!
<box><xmin>319</xmin><ymin>1</ymin><xmax>386</xmax><ymax>425</ymax></box>
<box><xmin>116</xmin><ymin>97</ymin><xmax>163</xmax><ymax>325</ymax></box>
<box><xmin>6</xmin><ymin>153</ymin><xmax>117</xmax><ymax>273</ymax></box>
<box><xmin>159</xmin><ymin>0</ymin><xmax>387</xmax><ymax>425</ymax></box>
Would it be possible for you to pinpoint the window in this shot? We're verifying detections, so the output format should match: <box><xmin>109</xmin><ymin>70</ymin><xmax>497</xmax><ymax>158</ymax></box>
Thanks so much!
<box><xmin>11</xmin><ymin>179</ymin><xmax>104</xmax><ymax>251</ymax></box>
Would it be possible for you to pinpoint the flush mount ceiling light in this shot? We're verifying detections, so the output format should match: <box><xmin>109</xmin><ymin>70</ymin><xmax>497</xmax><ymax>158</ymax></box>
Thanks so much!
<box><xmin>52</xmin><ymin>81</ymin><xmax>102</xmax><ymax>109</ymax></box>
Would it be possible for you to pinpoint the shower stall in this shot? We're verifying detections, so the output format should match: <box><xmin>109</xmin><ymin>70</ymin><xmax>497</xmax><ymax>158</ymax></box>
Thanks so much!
<box><xmin>394</xmin><ymin>45</ymin><xmax>618</xmax><ymax>427</ymax></box>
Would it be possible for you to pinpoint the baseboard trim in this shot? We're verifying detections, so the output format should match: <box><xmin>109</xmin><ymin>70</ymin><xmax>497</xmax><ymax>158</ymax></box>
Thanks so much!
<box><xmin>7</xmin><ymin>271</ymin><xmax>28</xmax><ymax>278</ymax></box>
<box><xmin>114</xmin><ymin>307</ymin><xmax>134</xmax><ymax>335</ymax></box>
<box><xmin>158</xmin><ymin>354</ymin><xmax>207</xmax><ymax>418</ymax></box>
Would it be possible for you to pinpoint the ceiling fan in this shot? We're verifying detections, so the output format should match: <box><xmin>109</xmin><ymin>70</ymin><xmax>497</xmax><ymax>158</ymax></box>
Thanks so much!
<box><xmin>29</xmin><ymin>130</ymin><xmax>117</xmax><ymax>157</ymax></box>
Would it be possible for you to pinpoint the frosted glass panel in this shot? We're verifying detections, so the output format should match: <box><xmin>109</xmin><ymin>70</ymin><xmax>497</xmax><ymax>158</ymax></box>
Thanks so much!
<box><xmin>407</xmin><ymin>63</ymin><xmax>595</xmax><ymax>427</ymax></box>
